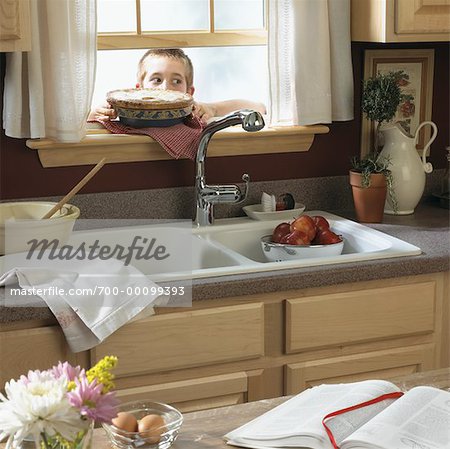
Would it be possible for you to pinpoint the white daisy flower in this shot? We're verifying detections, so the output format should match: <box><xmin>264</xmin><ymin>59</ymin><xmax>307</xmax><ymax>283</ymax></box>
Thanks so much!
<box><xmin>0</xmin><ymin>370</ymin><xmax>85</xmax><ymax>449</ymax></box>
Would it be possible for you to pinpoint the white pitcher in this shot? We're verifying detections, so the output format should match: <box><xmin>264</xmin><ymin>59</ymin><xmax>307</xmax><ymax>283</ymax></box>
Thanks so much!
<box><xmin>378</xmin><ymin>121</ymin><xmax>438</xmax><ymax>215</ymax></box>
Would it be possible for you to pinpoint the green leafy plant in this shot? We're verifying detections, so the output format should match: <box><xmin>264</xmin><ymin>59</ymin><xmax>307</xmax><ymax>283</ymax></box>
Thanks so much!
<box><xmin>350</xmin><ymin>71</ymin><xmax>404</xmax><ymax>213</ymax></box>
<box><xmin>362</xmin><ymin>70</ymin><xmax>403</xmax><ymax>153</ymax></box>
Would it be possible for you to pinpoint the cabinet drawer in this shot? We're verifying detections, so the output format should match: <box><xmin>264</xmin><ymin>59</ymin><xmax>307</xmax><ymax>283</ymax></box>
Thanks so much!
<box><xmin>0</xmin><ymin>326</ymin><xmax>76</xmax><ymax>384</ymax></box>
<box><xmin>93</xmin><ymin>303</ymin><xmax>264</xmax><ymax>377</ymax></box>
<box><xmin>285</xmin><ymin>344</ymin><xmax>436</xmax><ymax>394</ymax></box>
<box><xmin>286</xmin><ymin>282</ymin><xmax>436</xmax><ymax>353</ymax></box>
<box><xmin>115</xmin><ymin>372</ymin><xmax>249</xmax><ymax>413</ymax></box>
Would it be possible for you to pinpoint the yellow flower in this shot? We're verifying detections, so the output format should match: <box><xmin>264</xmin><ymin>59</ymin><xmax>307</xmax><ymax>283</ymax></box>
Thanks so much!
<box><xmin>86</xmin><ymin>356</ymin><xmax>118</xmax><ymax>393</ymax></box>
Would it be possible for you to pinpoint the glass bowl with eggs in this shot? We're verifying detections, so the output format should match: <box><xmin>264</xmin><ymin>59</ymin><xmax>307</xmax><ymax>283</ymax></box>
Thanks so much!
<box><xmin>102</xmin><ymin>401</ymin><xmax>183</xmax><ymax>449</ymax></box>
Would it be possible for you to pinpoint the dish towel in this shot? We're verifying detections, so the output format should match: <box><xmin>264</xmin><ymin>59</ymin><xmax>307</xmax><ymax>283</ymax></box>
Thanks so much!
<box><xmin>0</xmin><ymin>257</ymin><xmax>166</xmax><ymax>352</ymax></box>
<box><xmin>91</xmin><ymin>116</ymin><xmax>204</xmax><ymax>160</ymax></box>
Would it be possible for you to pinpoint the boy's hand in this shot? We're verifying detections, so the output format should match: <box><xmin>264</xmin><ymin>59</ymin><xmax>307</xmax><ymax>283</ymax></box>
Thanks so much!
<box><xmin>88</xmin><ymin>103</ymin><xmax>117</xmax><ymax>121</ymax></box>
<box><xmin>192</xmin><ymin>102</ymin><xmax>216</xmax><ymax>125</ymax></box>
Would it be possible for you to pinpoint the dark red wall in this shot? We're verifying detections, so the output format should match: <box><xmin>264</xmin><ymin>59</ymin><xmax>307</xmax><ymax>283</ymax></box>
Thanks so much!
<box><xmin>1</xmin><ymin>42</ymin><xmax>449</xmax><ymax>200</ymax></box>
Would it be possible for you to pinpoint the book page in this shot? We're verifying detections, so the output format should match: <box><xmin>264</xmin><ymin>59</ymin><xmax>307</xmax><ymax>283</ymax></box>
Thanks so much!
<box><xmin>225</xmin><ymin>379</ymin><xmax>400</xmax><ymax>449</ymax></box>
<box><xmin>341</xmin><ymin>386</ymin><xmax>450</xmax><ymax>449</ymax></box>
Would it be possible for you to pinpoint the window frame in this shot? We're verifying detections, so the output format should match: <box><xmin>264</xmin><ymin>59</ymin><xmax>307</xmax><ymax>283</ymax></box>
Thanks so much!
<box><xmin>97</xmin><ymin>30</ymin><xmax>267</xmax><ymax>50</ymax></box>
<box><xmin>97</xmin><ymin>0</ymin><xmax>268</xmax><ymax>49</ymax></box>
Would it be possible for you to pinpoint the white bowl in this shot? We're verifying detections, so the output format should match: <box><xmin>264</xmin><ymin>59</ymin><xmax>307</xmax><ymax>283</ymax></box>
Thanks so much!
<box><xmin>260</xmin><ymin>235</ymin><xmax>344</xmax><ymax>262</ymax></box>
<box><xmin>0</xmin><ymin>202</ymin><xmax>80</xmax><ymax>255</ymax></box>
<box><xmin>243</xmin><ymin>203</ymin><xmax>306</xmax><ymax>221</ymax></box>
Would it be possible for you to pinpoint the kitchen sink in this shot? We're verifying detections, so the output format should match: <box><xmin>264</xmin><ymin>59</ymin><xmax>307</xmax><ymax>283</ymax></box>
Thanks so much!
<box><xmin>26</xmin><ymin>211</ymin><xmax>420</xmax><ymax>281</ymax></box>
<box><xmin>199</xmin><ymin>212</ymin><xmax>396</xmax><ymax>263</ymax></box>
<box><xmin>65</xmin><ymin>222</ymin><xmax>246</xmax><ymax>281</ymax></box>
<box><xmin>0</xmin><ymin>211</ymin><xmax>421</xmax><ymax>282</ymax></box>
<box><xmin>194</xmin><ymin>211</ymin><xmax>421</xmax><ymax>278</ymax></box>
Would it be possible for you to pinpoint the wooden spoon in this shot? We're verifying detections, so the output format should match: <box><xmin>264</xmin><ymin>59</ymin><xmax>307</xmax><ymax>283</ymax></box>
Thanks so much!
<box><xmin>42</xmin><ymin>158</ymin><xmax>106</xmax><ymax>219</ymax></box>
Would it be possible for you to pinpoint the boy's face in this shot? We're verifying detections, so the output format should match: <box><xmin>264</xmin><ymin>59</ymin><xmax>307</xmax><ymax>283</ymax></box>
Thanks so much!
<box><xmin>141</xmin><ymin>56</ymin><xmax>194</xmax><ymax>96</ymax></box>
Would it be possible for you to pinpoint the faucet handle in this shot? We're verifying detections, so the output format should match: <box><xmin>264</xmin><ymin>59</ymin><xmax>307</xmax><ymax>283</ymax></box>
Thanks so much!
<box><xmin>236</xmin><ymin>173</ymin><xmax>250</xmax><ymax>204</ymax></box>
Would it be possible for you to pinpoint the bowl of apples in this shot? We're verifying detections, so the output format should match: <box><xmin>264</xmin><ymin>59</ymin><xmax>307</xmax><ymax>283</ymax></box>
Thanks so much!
<box><xmin>261</xmin><ymin>214</ymin><xmax>344</xmax><ymax>262</ymax></box>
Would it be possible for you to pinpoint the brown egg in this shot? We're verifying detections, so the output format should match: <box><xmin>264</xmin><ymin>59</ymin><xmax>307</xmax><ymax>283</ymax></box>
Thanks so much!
<box><xmin>138</xmin><ymin>413</ymin><xmax>167</xmax><ymax>443</ymax></box>
<box><xmin>111</xmin><ymin>411</ymin><xmax>138</xmax><ymax>432</ymax></box>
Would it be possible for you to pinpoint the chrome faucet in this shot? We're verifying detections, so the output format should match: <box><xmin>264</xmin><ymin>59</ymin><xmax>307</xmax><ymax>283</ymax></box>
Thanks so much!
<box><xmin>194</xmin><ymin>109</ymin><xmax>265</xmax><ymax>226</ymax></box>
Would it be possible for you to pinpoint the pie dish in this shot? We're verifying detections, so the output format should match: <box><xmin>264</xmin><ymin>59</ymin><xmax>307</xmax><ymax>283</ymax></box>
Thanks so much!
<box><xmin>107</xmin><ymin>88</ymin><xmax>194</xmax><ymax>127</ymax></box>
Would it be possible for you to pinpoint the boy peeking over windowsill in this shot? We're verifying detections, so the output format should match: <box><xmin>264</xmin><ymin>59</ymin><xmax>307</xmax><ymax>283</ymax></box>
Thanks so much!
<box><xmin>88</xmin><ymin>48</ymin><xmax>266</xmax><ymax>126</ymax></box>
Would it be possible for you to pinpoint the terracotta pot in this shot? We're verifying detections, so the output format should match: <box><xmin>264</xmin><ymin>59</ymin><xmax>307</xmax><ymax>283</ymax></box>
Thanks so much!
<box><xmin>349</xmin><ymin>170</ymin><xmax>387</xmax><ymax>223</ymax></box>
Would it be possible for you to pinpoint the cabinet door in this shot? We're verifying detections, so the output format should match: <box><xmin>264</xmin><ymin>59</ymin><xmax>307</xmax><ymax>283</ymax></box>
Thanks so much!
<box><xmin>0</xmin><ymin>0</ymin><xmax>31</xmax><ymax>52</ymax></box>
<box><xmin>285</xmin><ymin>344</ymin><xmax>436</xmax><ymax>394</ymax></box>
<box><xmin>351</xmin><ymin>0</ymin><xmax>450</xmax><ymax>42</ymax></box>
<box><xmin>115</xmin><ymin>370</ymin><xmax>265</xmax><ymax>413</ymax></box>
<box><xmin>396</xmin><ymin>0</ymin><xmax>450</xmax><ymax>35</ymax></box>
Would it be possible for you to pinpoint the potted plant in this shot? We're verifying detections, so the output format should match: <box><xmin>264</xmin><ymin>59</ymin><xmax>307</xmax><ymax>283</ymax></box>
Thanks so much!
<box><xmin>350</xmin><ymin>71</ymin><xmax>402</xmax><ymax>222</ymax></box>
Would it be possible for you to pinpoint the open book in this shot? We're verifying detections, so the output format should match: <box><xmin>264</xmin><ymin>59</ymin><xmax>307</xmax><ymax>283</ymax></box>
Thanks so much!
<box><xmin>224</xmin><ymin>379</ymin><xmax>450</xmax><ymax>449</ymax></box>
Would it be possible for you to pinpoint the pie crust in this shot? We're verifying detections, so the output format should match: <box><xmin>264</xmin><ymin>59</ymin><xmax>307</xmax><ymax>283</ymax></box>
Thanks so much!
<box><xmin>107</xmin><ymin>88</ymin><xmax>194</xmax><ymax>111</ymax></box>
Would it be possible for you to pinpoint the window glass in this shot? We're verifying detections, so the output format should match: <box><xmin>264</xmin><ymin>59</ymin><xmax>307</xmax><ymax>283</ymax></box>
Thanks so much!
<box><xmin>214</xmin><ymin>0</ymin><xmax>265</xmax><ymax>30</ymax></box>
<box><xmin>187</xmin><ymin>46</ymin><xmax>267</xmax><ymax>104</ymax></box>
<box><xmin>92</xmin><ymin>50</ymin><xmax>142</xmax><ymax>108</ymax></box>
<box><xmin>97</xmin><ymin>0</ymin><xmax>137</xmax><ymax>33</ymax></box>
<box><xmin>140</xmin><ymin>0</ymin><xmax>209</xmax><ymax>31</ymax></box>
<box><xmin>92</xmin><ymin>47</ymin><xmax>268</xmax><ymax>110</ymax></box>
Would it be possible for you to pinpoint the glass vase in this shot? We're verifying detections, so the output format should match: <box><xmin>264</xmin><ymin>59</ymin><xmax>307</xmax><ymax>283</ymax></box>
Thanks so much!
<box><xmin>21</xmin><ymin>422</ymin><xmax>94</xmax><ymax>449</ymax></box>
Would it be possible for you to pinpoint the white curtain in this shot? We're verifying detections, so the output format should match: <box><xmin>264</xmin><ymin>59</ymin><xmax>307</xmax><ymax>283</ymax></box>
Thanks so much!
<box><xmin>268</xmin><ymin>0</ymin><xmax>354</xmax><ymax>126</ymax></box>
<box><xmin>3</xmin><ymin>0</ymin><xmax>97</xmax><ymax>142</ymax></box>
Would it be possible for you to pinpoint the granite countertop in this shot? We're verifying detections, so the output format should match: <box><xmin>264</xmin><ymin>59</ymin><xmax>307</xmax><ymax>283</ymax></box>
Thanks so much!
<box><xmin>1</xmin><ymin>200</ymin><xmax>448</xmax><ymax>324</ymax></box>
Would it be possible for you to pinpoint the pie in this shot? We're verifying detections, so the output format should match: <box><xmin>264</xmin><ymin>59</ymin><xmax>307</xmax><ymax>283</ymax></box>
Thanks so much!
<box><xmin>107</xmin><ymin>88</ymin><xmax>194</xmax><ymax>111</ymax></box>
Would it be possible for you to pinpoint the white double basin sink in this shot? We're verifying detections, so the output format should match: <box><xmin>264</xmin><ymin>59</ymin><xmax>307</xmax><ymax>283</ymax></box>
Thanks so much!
<box><xmin>69</xmin><ymin>211</ymin><xmax>421</xmax><ymax>281</ymax></box>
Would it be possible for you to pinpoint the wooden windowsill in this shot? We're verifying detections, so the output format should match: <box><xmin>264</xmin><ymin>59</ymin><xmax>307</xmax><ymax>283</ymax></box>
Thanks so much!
<box><xmin>26</xmin><ymin>125</ymin><xmax>329</xmax><ymax>168</ymax></box>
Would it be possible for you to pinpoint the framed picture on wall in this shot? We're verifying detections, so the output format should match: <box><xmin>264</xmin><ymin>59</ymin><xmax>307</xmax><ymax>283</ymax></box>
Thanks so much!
<box><xmin>361</xmin><ymin>49</ymin><xmax>435</xmax><ymax>157</ymax></box>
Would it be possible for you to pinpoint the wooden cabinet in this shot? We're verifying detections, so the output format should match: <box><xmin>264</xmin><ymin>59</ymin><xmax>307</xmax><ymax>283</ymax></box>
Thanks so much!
<box><xmin>0</xmin><ymin>324</ymin><xmax>88</xmax><ymax>385</ymax></box>
<box><xmin>285</xmin><ymin>281</ymin><xmax>436</xmax><ymax>353</ymax></box>
<box><xmin>283</xmin><ymin>276</ymin><xmax>443</xmax><ymax>395</ymax></box>
<box><xmin>92</xmin><ymin>303</ymin><xmax>265</xmax><ymax>377</ymax></box>
<box><xmin>351</xmin><ymin>0</ymin><xmax>450</xmax><ymax>42</ymax></box>
<box><xmin>1</xmin><ymin>272</ymin><xmax>448</xmax><ymax>411</ymax></box>
<box><xmin>0</xmin><ymin>0</ymin><xmax>31</xmax><ymax>52</ymax></box>
<box><xmin>285</xmin><ymin>344</ymin><xmax>436</xmax><ymax>394</ymax></box>
<box><xmin>114</xmin><ymin>370</ymin><xmax>267</xmax><ymax>413</ymax></box>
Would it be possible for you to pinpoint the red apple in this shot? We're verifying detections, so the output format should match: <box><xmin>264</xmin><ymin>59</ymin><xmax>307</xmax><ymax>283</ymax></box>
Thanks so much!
<box><xmin>283</xmin><ymin>230</ymin><xmax>311</xmax><ymax>245</ymax></box>
<box><xmin>290</xmin><ymin>215</ymin><xmax>316</xmax><ymax>241</ymax></box>
<box><xmin>311</xmin><ymin>215</ymin><xmax>330</xmax><ymax>233</ymax></box>
<box><xmin>272</xmin><ymin>222</ymin><xmax>291</xmax><ymax>243</ymax></box>
<box><xmin>313</xmin><ymin>229</ymin><xmax>342</xmax><ymax>245</ymax></box>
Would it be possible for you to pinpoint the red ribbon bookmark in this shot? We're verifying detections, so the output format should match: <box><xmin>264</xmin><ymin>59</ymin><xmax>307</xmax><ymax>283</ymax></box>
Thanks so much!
<box><xmin>322</xmin><ymin>391</ymin><xmax>405</xmax><ymax>449</ymax></box>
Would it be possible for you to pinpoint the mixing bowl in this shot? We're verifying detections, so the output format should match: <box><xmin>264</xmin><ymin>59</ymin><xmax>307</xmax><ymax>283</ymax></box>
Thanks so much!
<box><xmin>0</xmin><ymin>202</ymin><xmax>80</xmax><ymax>255</ymax></box>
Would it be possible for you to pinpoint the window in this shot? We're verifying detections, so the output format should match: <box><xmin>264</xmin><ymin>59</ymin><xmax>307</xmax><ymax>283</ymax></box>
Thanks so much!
<box><xmin>93</xmin><ymin>0</ymin><xmax>268</xmax><ymax>108</ymax></box>
<box><xmin>28</xmin><ymin>0</ymin><xmax>328</xmax><ymax>166</ymax></box>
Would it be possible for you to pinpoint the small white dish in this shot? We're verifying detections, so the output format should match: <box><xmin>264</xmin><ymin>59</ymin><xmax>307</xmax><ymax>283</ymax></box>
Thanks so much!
<box><xmin>243</xmin><ymin>203</ymin><xmax>306</xmax><ymax>221</ymax></box>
